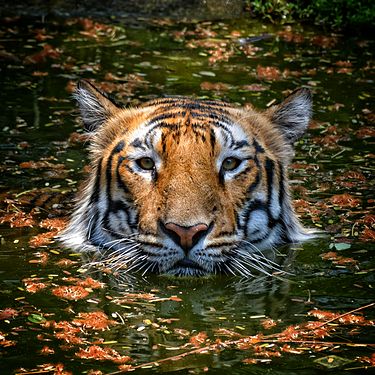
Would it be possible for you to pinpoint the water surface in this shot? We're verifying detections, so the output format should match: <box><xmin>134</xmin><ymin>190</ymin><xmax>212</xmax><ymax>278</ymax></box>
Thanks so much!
<box><xmin>0</xmin><ymin>15</ymin><xmax>374</xmax><ymax>374</ymax></box>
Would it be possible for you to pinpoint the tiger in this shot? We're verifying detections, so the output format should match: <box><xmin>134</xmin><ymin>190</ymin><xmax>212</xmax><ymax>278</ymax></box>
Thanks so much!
<box><xmin>61</xmin><ymin>80</ymin><xmax>314</xmax><ymax>277</ymax></box>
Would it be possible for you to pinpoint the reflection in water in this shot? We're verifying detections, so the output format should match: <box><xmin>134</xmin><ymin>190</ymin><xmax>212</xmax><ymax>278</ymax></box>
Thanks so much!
<box><xmin>74</xmin><ymin>252</ymin><xmax>310</xmax><ymax>370</ymax></box>
<box><xmin>81</xmin><ymin>244</ymin><xmax>303</xmax><ymax>320</ymax></box>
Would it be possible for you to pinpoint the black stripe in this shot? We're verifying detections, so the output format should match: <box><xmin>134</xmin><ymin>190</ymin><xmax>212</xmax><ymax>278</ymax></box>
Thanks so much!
<box><xmin>191</xmin><ymin>112</ymin><xmax>234</xmax><ymax>127</ymax></box>
<box><xmin>210</xmin><ymin>128</ymin><xmax>216</xmax><ymax>152</ymax></box>
<box><xmin>250</xmin><ymin>223</ymin><xmax>282</xmax><ymax>244</ymax></box>
<box><xmin>278</xmin><ymin>162</ymin><xmax>284</xmax><ymax>208</ymax></box>
<box><xmin>143</xmin><ymin>113</ymin><xmax>236</xmax><ymax>149</ymax></box>
<box><xmin>86</xmin><ymin>210</ymin><xmax>99</xmax><ymax>242</ymax></box>
<box><xmin>246</xmin><ymin>153</ymin><xmax>261</xmax><ymax>194</ymax></box>
<box><xmin>235</xmin><ymin>210</ymin><xmax>243</xmax><ymax>230</ymax></box>
<box><xmin>108</xmin><ymin>199</ymin><xmax>130</xmax><ymax>214</ymax></box>
<box><xmin>245</xmin><ymin>199</ymin><xmax>268</xmax><ymax>214</ymax></box>
<box><xmin>278</xmin><ymin>162</ymin><xmax>288</xmax><ymax>240</ymax></box>
<box><xmin>130</xmin><ymin>138</ymin><xmax>146</xmax><ymax>150</ymax></box>
<box><xmin>181</xmin><ymin>102</ymin><xmax>229</xmax><ymax>111</ymax></box>
<box><xmin>139</xmin><ymin>241</ymin><xmax>164</xmax><ymax>248</ymax></box>
<box><xmin>233</xmin><ymin>140</ymin><xmax>249</xmax><ymax>150</ymax></box>
<box><xmin>116</xmin><ymin>157</ymin><xmax>130</xmax><ymax>194</ymax></box>
<box><xmin>265</xmin><ymin>158</ymin><xmax>274</xmax><ymax>205</ymax></box>
<box><xmin>220</xmin><ymin>128</ymin><xmax>231</xmax><ymax>147</ymax></box>
<box><xmin>242</xmin><ymin>191</ymin><xmax>282</xmax><ymax>239</ymax></box>
<box><xmin>114</xmin><ymin>140</ymin><xmax>125</xmax><ymax>153</ymax></box>
<box><xmin>215</xmin><ymin>230</ymin><xmax>235</xmax><ymax>237</ymax></box>
<box><xmin>236</xmin><ymin>153</ymin><xmax>262</xmax><ymax>230</ymax></box>
<box><xmin>106</xmin><ymin>140</ymin><xmax>125</xmax><ymax>196</ymax></box>
<box><xmin>102</xmin><ymin>226</ymin><xmax>123</xmax><ymax>240</ymax></box>
<box><xmin>265</xmin><ymin>158</ymin><xmax>280</xmax><ymax>227</ymax></box>
<box><xmin>143</xmin><ymin>123</ymin><xmax>175</xmax><ymax>148</ymax></box>
<box><xmin>152</xmin><ymin>101</ymin><xmax>231</xmax><ymax>113</ymax></box>
<box><xmin>161</xmin><ymin>132</ymin><xmax>167</xmax><ymax>154</ymax></box>
<box><xmin>196</xmin><ymin>117</ymin><xmax>235</xmax><ymax>146</ymax></box>
<box><xmin>143</xmin><ymin>122</ymin><xmax>212</xmax><ymax>148</ymax></box>
<box><xmin>150</xmin><ymin>110</ymin><xmax>218</xmax><ymax>124</ymax></box>
<box><xmin>151</xmin><ymin>168</ymin><xmax>158</xmax><ymax>182</ymax></box>
<box><xmin>106</xmin><ymin>154</ymin><xmax>114</xmax><ymax>199</ymax></box>
<box><xmin>245</xmin><ymin>170</ymin><xmax>260</xmax><ymax>193</ymax></box>
<box><xmin>251</xmin><ymin>234</ymin><xmax>269</xmax><ymax>244</ymax></box>
<box><xmin>103</xmin><ymin>143</ymin><xmax>126</xmax><ymax>235</ymax></box>
<box><xmin>146</xmin><ymin>112</ymin><xmax>186</xmax><ymax>126</ymax></box>
<box><xmin>219</xmin><ymin>168</ymin><xmax>225</xmax><ymax>185</ymax></box>
<box><xmin>143</xmin><ymin>97</ymin><xmax>232</xmax><ymax>109</ymax></box>
<box><xmin>253</xmin><ymin>139</ymin><xmax>265</xmax><ymax>153</ymax></box>
<box><xmin>103</xmin><ymin>200</ymin><xmax>130</xmax><ymax>237</ymax></box>
<box><xmin>145</xmin><ymin>108</ymin><xmax>231</xmax><ymax>127</ymax></box>
<box><xmin>129</xmin><ymin>212</ymin><xmax>139</xmax><ymax>230</ymax></box>
<box><xmin>89</xmin><ymin>157</ymin><xmax>102</xmax><ymax>204</ymax></box>
<box><xmin>125</xmin><ymin>164</ymin><xmax>136</xmax><ymax>174</ymax></box>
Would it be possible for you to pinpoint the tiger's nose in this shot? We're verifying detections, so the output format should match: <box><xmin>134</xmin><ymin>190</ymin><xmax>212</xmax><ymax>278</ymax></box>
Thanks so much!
<box><xmin>163</xmin><ymin>222</ymin><xmax>209</xmax><ymax>253</ymax></box>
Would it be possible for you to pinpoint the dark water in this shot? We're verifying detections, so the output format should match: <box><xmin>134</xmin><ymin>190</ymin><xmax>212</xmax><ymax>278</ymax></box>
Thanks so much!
<box><xmin>0</xmin><ymin>15</ymin><xmax>374</xmax><ymax>375</ymax></box>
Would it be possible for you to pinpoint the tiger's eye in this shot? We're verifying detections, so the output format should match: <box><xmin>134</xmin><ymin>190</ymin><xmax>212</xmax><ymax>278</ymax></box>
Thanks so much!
<box><xmin>222</xmin><ymin>157</ymin><xmax>241</xmax><ymax>171</ymax></box>
<box><xmin>136</xmin><ymin>157</ymin><xmax>155</xmax><ymax>170</ymax></box>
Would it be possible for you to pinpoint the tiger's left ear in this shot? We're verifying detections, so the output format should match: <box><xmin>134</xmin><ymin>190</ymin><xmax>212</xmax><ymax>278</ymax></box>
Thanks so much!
<box><xmin>74</xmin><ymin>80</ymin><xmax>121</xmax><ymax>132</ymax></box>
<box><xmin>266</xmin><ymin>88</ymin><xmax>312</xmax><ymax>143</ymax></box>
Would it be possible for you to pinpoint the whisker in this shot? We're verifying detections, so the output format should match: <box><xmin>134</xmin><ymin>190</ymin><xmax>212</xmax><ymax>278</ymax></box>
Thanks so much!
<box><xmin>103</xmin><ymin>244</ymin><xmax>141</xmax><ymax>259</ymax></box>
<box><xmin>107</xmin><ymin>248</ymin><xmax>142</xmax><ymax>269</ymax></box>
<box><xmin>223</xmin><ymin>262</ymin><xmax>237</xmax><ymax>276</ymax></box>
<box><xmin>86</xmin><ymin>215</ymin><xmax>96</xmax><ymax>242</ymax></box>
<box><xmin>235</xmin><ymin>249</ymin><xmax>279</xmax><ymax>275</ymax></box>
<box><xmin>235</xmin><ymin>256</ymin><xmax>273</xmax><ymax>277</ymax></box>
<box><xmin>124</xmin><ymin>255</ymin><xmax>149</xmax><ymax>274</ymax></box>
<box><xmin>88</xmin><ymin>243</ymin><xmax>141</xmax><ymax>269</ymax></box>
<box><xmin>237</xmin><ymin>251</ymin><xmax>278</xmax><ymax>272</ymax></box>
<box><xmin>102</xmin><ymin>226</ymin><xmax>139</xmax><ymax>238</ymax></box>
<box><xmin>230</xmin><ymin>258</ymin><xmax>252</xmax><ymax>277</ymax></box>
<box><xmin>141</xmin><ymin>261</ymin><xmax>156</xmax><ymax>276</ymax></box>
<box><xmin>239</xmin><ymin>239</ymin><xmax>280</xmax><ymax>267</ymax></box>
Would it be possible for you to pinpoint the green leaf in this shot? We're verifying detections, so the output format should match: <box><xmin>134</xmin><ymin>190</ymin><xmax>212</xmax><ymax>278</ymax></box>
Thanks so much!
<box><xmin>334</xmin><ymin>243</ymin><xmax>351</xmax><ymax>251</ymax></box>
<box><xmin>314</xmin><ymin>355</ymin><xmax>353</xmax><ymax>368</ymax></box>
<box><xmin>28</xmin><ymin>313</ymin><xmax>46</xmax><ymax>324</ymax></box>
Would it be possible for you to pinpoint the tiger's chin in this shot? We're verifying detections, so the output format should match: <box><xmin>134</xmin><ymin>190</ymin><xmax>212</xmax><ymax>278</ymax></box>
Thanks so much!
<box><xmin>164</xmin><ymin>260</ymin><xmax>210</xmax><ymax>277</ymax></box>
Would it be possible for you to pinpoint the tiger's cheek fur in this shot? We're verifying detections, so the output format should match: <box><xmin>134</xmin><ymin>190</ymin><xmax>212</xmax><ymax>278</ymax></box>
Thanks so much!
<box><xmin>116</xmin><ymin>160</ymin><xmax>162</xmax><ymax>234</ymax></box>
<box><xmin>219</xmin><ymin>159</ymin><xmax>261</xmax><ymax>236</ymax></box>
<box><xmin>226</xmin><ymin>159</ymin><xmax>260</xmax><ymax>208</ymax></box>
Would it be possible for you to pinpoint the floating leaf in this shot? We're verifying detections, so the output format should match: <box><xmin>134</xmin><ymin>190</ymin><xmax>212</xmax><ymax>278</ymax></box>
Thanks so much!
<box><xmin>334</xmin><ymin>243</ymin><xmax>351</xmax><ymax>251</ymax></box>
<box><xmin>28</xmin><ymin>313</ymin><xmax>46</xmax><ymax>324</ymax></box>
<box><xmin>314</xmin><ymin>355</ymin><xmax>353</xmax><ymax>368</ymax></box>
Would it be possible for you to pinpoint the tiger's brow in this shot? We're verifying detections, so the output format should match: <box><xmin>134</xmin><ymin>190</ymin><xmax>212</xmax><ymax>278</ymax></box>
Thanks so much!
<box><xmin>232</xmin><ymin>140</ymin><xmax>250</xmax><ymax>150</ymax></box>
<box><xmin>130</xmin><ymin>137</ymin><xmax>147</xmax><ymax>150</ymax></box>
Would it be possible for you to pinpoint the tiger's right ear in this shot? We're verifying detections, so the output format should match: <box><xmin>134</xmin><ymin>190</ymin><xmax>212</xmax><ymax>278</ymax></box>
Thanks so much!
<box><xmin>74</xmin><ymin>80</ymin><xmax>121</xmax><ymax>132</ymax></box>
<box><xmin>265</xmin><ymin>88</ymin><xmax>312</xmax><ymax>144</ymax></box>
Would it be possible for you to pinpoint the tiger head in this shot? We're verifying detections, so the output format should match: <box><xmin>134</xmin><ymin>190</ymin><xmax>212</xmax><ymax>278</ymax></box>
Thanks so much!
<box><xmin>61</xmin><ymin>80</ymin><xmax>313</xmax><ymax>277</ymax></box>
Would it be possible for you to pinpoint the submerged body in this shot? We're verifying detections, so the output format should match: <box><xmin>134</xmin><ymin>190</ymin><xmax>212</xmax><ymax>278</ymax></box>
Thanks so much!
<box><xmin>61</xmin><ymin>81</ymin><xmax>314</xmax><ymax>276</ymax></box>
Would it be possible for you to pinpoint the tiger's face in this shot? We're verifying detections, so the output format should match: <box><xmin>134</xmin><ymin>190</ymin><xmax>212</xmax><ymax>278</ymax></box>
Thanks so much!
<box><xmin>61</xmin><ymin>80</ymin><xmax>313</xmax><ymax>277</ymax></box>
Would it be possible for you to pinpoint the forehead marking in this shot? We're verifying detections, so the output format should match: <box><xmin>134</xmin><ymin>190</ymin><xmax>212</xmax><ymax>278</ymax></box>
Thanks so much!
<box><xmin>131</xmin><ymin>101</ymin><xmax>249</xmax><ymax>150</ymax></box>
<box><xmin>143</xmin><ymin>119</ymin><xmax>238</xmax><ymax>149</ymax></box>
<box><xmin>130</xmin><ymin>138</ymin><xmax>146</xmax><ymax>150</ymax></box>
